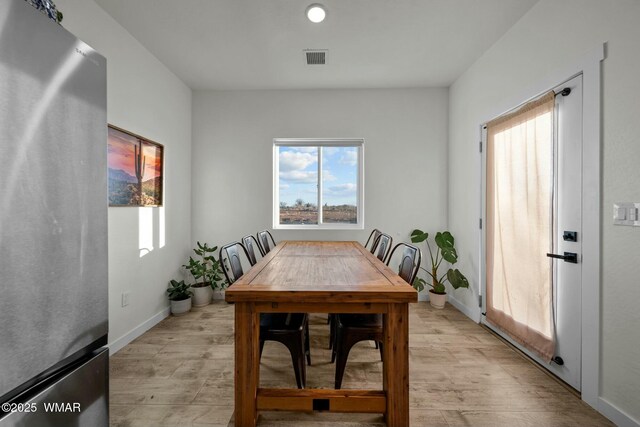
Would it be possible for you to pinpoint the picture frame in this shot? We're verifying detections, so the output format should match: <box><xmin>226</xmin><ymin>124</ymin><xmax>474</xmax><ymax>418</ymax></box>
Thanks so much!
<box><xmin>107</xmin><ymin>125</ymin><xmax>164</xmax><ymax>207</ymax></box>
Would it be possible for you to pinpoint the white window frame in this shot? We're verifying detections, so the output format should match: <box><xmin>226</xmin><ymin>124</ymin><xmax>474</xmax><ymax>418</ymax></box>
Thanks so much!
<box><xmin>273</xmin><ymin>138</ymin><xmax>364</xmax><ymax>230</ymax></box>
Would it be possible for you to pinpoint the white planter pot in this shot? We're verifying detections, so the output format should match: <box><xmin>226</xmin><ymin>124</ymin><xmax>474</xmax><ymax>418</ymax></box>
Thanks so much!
<box><xmin>191</xmin><ymin>284</ymin><xmax>212</xmax><ymax>307</ymax></box>
<box><xmin>212</xmin><ymin>289</ymin><xmax>226</xmax><ymax>301</ymax></box>
<box><xmin>429</xmin><ymin>290</ymin><xmax>447</xmax><ymax>309</ymax></box>
<box><xmin>170</xmin><ymin>297</ymin><xmax>192</xmax><ymax>316</ymax></box>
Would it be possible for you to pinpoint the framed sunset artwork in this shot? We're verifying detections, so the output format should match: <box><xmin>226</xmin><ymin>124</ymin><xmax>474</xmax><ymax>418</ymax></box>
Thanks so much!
<box><xmin>107</xmin><ymin>125</ymin><xmax>164</xmax><ymax>207</ymax></box>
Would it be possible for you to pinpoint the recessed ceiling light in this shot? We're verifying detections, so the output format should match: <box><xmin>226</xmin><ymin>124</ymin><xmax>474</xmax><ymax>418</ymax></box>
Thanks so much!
<box><xmin>306</xmin><ymin>4</ymin><xmax>326</xmax><ymax>23</ymax></box>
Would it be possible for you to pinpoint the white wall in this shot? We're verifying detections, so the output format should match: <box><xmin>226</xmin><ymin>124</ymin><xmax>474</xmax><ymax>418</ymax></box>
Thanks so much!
<box><xmin>55</xmin><ymin>0</ymin><xmax>192</xmax><ymax>350</ymax></box>
<box><xmin>448</xmin><ymin>0</ymin><xmax>640</xmax><ymax>423</ymax></box>
<box><xmin>192</xmin><ymin>89</ymin><xmax>448</xmax><ymax>265</ymax></box>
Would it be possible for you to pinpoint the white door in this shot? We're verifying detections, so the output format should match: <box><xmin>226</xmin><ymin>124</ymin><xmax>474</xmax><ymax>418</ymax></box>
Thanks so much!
<box><xmin>482</xmin><ymin>75</ymin><xmax>583</xmax><ymax>390</ymax></box>
<box><xmin>548</xmin><ymin>75</ymin><xmax>583</xmax><ymax>389</ymax></box>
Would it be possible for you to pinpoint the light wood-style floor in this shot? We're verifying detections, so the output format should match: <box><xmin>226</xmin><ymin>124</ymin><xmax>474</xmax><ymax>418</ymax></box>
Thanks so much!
<box><xmin>110</xmin><ymin>301</ymin><xmax>613</xmax><ymax>427</ymax></box>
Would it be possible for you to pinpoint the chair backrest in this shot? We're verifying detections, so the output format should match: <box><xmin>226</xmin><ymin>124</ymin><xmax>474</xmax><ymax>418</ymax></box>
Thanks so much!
<box><xmin>372</xmin><ymin>233</ymin><xmax>393</xmax><ymax>262</ymax></box>
<box><xmin>386</xmin><ymin>243</ymin><xmax>421</xmax><ymax>285</ymax></box>
<box><xmin>364</xmin><ymin>229</ymin><xmax>382</xmax><ymax>252</ymax></box>
<box><xmin>242</xmin><ymin>235</ymin><xmax>264</xmax><ymax>266</ymax></box>
<box><xmin>257</xmin><ymin>230</ymin><xmax>276</xmax><ymax>254</ymax></box>
<box><xmin>219</xmin><ymin>242</ymin><xmax>251</xmax><ymax>284</ymax></box>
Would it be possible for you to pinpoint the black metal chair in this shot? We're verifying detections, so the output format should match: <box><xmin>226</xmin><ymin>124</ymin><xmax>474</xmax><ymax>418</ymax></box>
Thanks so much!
<box><xmin>372</xmin><ymin>233</ymin><xmax>393</xmax><ymax>263</ymax></box>
<box><xmin>386</xmin><ymin>242</ymin><xmax>422</xmax><ymax>285</ymax></box>
<box><xmin>242</xmin><ymin>235</ymin><xmax>264</xmax><ymax>266</ymax></box>
<box><xmin>364</xmin><ymin>228</ymin><xmax>382</xmax><ymax>252</ymax></box>
<box><xmin>332</xmin><ymin>242</ymin><xmax>421</xmax><ymax>389</ymax></box>
<box><xmin>329</xmin><ymin>228</ymin><xmax>383</xmax><ymax>325</ymax></box>
<box><xmin>329</xmin><ymin>230</ymin><xmax>392</xmax><ymax>343</ymax></box>
<box><xmin>257</xmin><ymin>229</ymin><xmax>277</xmax><ymax>254</ymax></box>
<box><xmin>219</xmin><ymin>241</ymin><xmax>310</xmax><ymax>389</ymax></box>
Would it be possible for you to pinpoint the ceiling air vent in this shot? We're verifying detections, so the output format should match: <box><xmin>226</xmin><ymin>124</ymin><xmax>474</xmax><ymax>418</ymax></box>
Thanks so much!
<box><xmin>304</xmin><ymin>49</ymin><xmax>327</xmax><ymax>65</ymax></box>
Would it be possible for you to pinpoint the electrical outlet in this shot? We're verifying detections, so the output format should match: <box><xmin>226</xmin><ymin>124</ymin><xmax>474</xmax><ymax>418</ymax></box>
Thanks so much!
<box><xmin>121</xmin><ymin>291</ymin><xmax>130</xmax><ymax>307</ymax></box>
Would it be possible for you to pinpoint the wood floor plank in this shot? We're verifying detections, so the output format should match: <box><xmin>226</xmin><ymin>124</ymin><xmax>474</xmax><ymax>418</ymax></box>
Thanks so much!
<box><xmin>110</xmin><ymin>378</ymin><xmax>206</xmax><ymax>405</ymax></box>
<box><xmin>155</xmin><ymin>344</ymin><xmax>234</xmax><ymax>360</ymax></box>
<box><xmin>109</xmin><ymin>357</ymin><xmax>183</xmax><ymax>379</ymax></box>
<box><xmin>409</xmin><ymin>409</ymin><xmax>451</xmax><ymax>427</ymax></box>
<box><xmin>110</xmin><ymin>301</ymin><xmax>614</xmax><ymax>427</ymax></box>
<box><xmin>171</xmin><ymin>359</ymin><xmax>235</xmax><ymax>381</ymax></box>
<box><xmin>134</xmin><ymin>333</ymin><xmax>233</xmax><ymax>347</ymax></box>
<box><xmin>441</xmin><ymin>409</ymin><xmax>614</xmax><ymax>427</ymax></box>
<box><xmin>110</xmin><ymin>343</ymin><xmax>164</xmax><ymax>359</ymax></box>
<box><xmin>111</xmin><ymin>404</ymin><xmax>233</xmax><ymax>427</ymax></box>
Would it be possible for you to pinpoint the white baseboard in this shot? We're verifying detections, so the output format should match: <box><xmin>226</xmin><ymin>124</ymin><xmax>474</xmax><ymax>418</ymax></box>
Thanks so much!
<box><xmin>108</xmin><ymin>306</ymin><xmax>170</xmax><ymax>355</ymax></box>
<box><xmin>448</xmin><ymin>294</ymin><xmax>482</xmax><ymax>323</ymax></box>
<box><xmin>598</xmin><ymin>397</ymin><xmax>640</xmax><ymax>427</ymax></box>
<box><xmin>418</xmin><ymin>290</ymin><xmax>428</xmax><ymax>302</ymax></box>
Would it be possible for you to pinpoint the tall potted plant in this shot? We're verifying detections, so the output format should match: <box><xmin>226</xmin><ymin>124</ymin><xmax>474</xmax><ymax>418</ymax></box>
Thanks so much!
<box><xmin>410</xmin><ymin>229</ymin><xmax>469</xmax><ymax>309</ymax></box>
<box><xmin>183</xmin><ymin>241</ymin><xmax>225</xmax><ymax>307</ymax></box>
<box><xmin>166</xmin><ymin>279</ymin><xmax>192</xmax><ymax>316</ymax></box>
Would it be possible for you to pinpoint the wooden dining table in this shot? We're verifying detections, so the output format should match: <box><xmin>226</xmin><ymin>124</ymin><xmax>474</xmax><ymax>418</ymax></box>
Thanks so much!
<box><xmin>225</xmin><ymin>240</ymin><xmax>418</xmax><ymax>427</ymax></box>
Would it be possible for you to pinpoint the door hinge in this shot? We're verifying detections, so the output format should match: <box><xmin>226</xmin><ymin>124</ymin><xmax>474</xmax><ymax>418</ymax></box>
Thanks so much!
<box><xmin>479</xmin><ymin>141</ymin><xmax>483</xmax><ymax>152</ymax></box>
<box><xmin>479</xmin><ymin>218</ymin><xmax>483</xmax><ymax>229</ymax></box>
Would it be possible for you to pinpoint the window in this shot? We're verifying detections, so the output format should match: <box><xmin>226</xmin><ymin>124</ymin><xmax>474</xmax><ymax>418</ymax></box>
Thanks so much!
<box><xmin>273</xmin><ymin>139</ymin><xmax>364</xmax><ymax>229</ymax></box>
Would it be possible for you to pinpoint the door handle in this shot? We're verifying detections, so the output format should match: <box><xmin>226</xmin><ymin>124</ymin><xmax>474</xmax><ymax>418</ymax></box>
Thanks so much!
<box><xmin>546</xmin><ymin>252</ymin><xmax>578</xmax><ymax>264</ymax></box>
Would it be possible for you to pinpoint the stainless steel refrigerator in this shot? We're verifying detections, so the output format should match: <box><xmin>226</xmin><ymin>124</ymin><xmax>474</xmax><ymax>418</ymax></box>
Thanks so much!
<box><xmin>0</xmin><ymin>0</ymin><xmax>108</xmax><ymax>425</ymax></box>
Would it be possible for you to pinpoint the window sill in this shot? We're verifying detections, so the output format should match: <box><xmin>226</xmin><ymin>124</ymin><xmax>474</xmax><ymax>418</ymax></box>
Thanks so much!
<box><xmin>273</xmin><ymin>224</ymin><xmax>365</xmax><ymax>231</ymax></box>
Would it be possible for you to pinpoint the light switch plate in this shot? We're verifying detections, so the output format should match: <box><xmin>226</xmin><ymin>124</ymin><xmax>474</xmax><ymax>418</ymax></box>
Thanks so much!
<box><xmin>122</xmin><ymin>291</ymin><xmax>131</xmax><ymax>307</ymax></box>
<box><xmin>613</xmin><ymin>202</ymin><xmax>640</xmax><ymax>226</ymax></box>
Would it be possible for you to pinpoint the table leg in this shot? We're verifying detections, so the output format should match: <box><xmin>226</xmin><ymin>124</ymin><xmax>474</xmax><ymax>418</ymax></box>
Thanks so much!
<box><xmin>234</xmin><ymin>302</ymin><xmax>260</xmax><ymax>427</ymax></box>
<box><xmin>383</xmin><ymin>303</ymin><xmax>409</xmax><ymax>426</ymax></box>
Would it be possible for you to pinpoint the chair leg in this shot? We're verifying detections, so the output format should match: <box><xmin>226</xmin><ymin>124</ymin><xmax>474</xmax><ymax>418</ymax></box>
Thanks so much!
<box><xmin>282</xmin><ymin>335</ymin><xmax>306</xmax><ymax>389</ymax></box>
<box><xmin>304</xmin><ymin>321</ymin><xmax>311</xmax><ymax>366</ymax></box>
<box><xmin>292</xmin><ymin>347</ymin><xmax>304</xmax><ymax>389</ymax></box>
<box><xmin>331</xmin><ymin>330</ymin><xmax>337</xmax><ymax>364</ymax></box>
<box><xmin>378</xmin><ymin>341</ymin><xmax>383</xmax><ymax>361</ymax></box>
<box><xmin>374</xmin><ymin>341</ymin><xmax>379</xmax><ymax>349</ymax></box>
<box><xmin>328</xmin><ymin>314</ymin><xmax>334</xmax><ymax>349</ymax></box>
<box><xmin>300</xmin><ymin>338</ymin><xmax>307</xmax><ymax>387</ymax></box>
<box><xmin>334</xmin><ymin>327</ymin><xmax>360</xmax><ymax>390</ymax></box>
<box><xmin>259</xmin><ymin>339</ymin><xmax>265</xmax><ymax>359</ymax></box>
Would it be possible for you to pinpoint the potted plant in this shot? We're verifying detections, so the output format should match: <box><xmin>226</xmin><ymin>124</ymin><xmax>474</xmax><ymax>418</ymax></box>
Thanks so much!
<box><xmin>166</xmin><ymin>279</ymin><xmax>192</xmax><ymax>316</ymax></box>
<box><xmin>410</xmin><ymin>229</ymin><xmax>469</xmax><ymax>309</ymax></box>
<box><xmin>183</xmin><ymin>241</ymin><xmax>225</xmax><ymax>306</ymax></box>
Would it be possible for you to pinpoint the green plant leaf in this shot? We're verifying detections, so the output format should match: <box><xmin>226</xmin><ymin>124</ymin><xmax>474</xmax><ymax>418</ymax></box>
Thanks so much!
<box><xmin>435</xmin><ymin>232</ymin><xmax>457</xmax><ymax>263</ymax></box>
<box><xmin>410</xmin><ymin>229</ymin><xmax>428</xmax><ymax>243</ymax></box>
<box><xmin>432</xmin><ymin>282</ymin><xmax>446</xmax><ymax>294</ymax></box>
<box><xmin>434</xmin><ymin>231</ymin><xmax>454</xmax><ymax>249</ymax></box>
<box><xmin>447</xmin><ymin>269</ymin><xmax>469</xmax><ymax>289</ymax></box>
<box><xmin>167</xmin><ymin>279</ymin><xmax>192</xmax><ymax>300</ymax></box>
<box><xmin>440</xmin><ymin>247</ymin><xmax>458</xmax><ymax>264</ymax></box>
<box><xmin>412</xmin><ymin>277</ymin><xmax>426</xmax><ymax>292</ymax></box>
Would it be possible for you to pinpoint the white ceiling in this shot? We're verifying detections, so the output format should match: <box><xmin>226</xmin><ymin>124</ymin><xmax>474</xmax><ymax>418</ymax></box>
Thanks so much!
<box><xmin>95</xmin><ymin>0</ymin><xmax>538</xmax><ymax>90</ymax></box>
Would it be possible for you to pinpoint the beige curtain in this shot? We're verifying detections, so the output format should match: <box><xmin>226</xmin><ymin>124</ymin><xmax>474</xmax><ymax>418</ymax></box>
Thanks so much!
<box><xmin>486</xmin><ymin>91</ymin><xmax>556</xmax><ymax>362</ymax></box>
